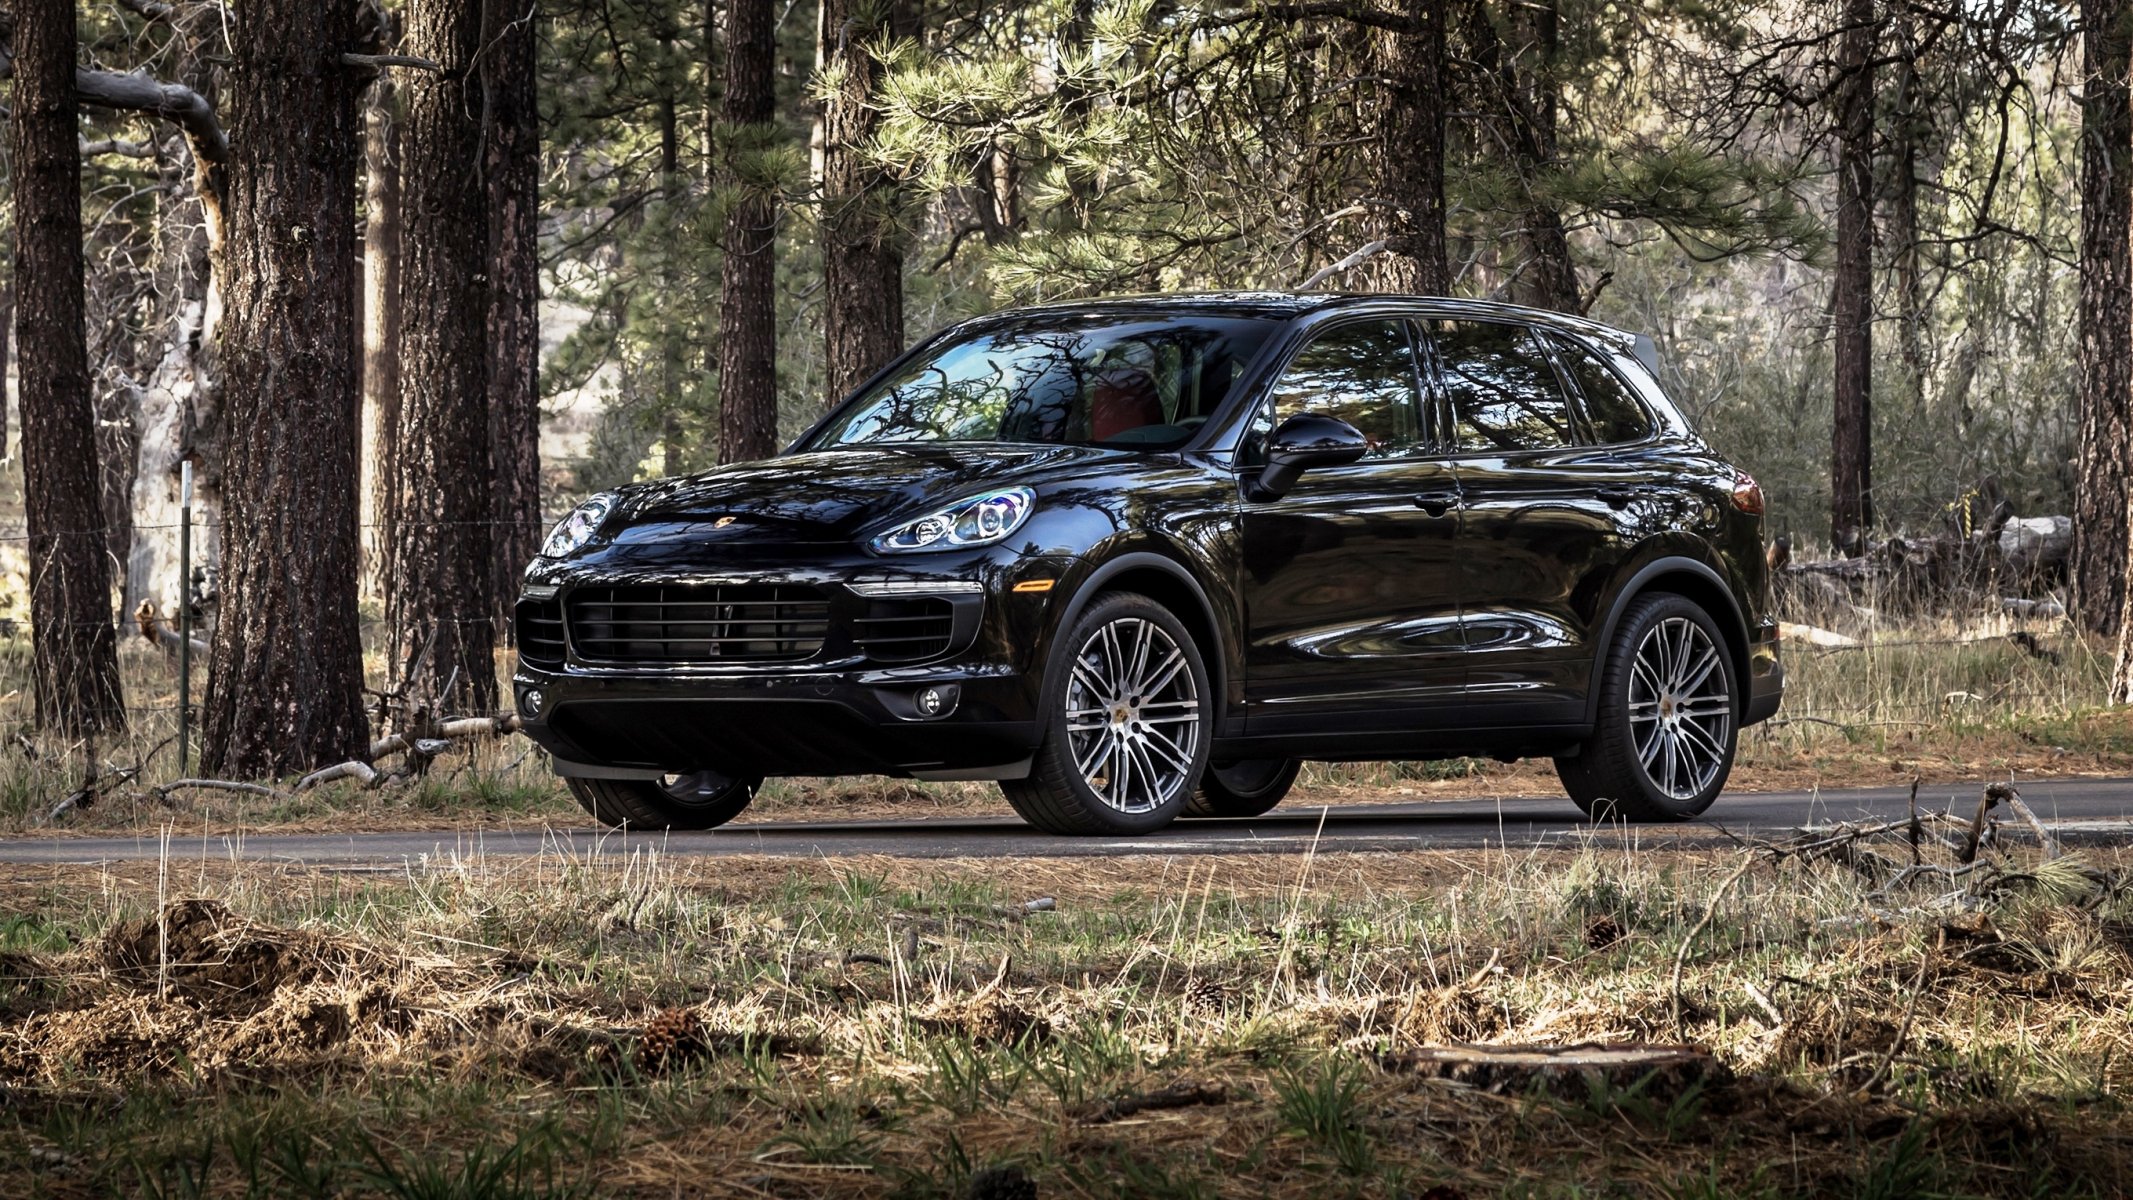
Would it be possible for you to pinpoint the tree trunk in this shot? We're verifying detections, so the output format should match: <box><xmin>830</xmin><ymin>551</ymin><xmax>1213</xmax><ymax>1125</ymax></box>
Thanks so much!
<box><xmin>817</xmin><ymin>0</ymin><xmax>907</xmax><ymax>405</ymax></box>
<box><xmin>9</xmin><ymin>0</ymin><xmax>126</xmax><ymax>736</ymax></box>
<box><xmin>1368</xmin><ymin>0</ymin><xmax>1449</xmax><ymax>295</ymax></box>
<box><xmin>1888</xmin><ymin>11</ymin><xmax>1928</xmax><ymax>419</ymax></box>
<box><xmin>200</xmin><ymin>0</ymin><xmax>370</xmax><ymax>776</ymax></box>
<box><xmin>1829</xmin><ymin>0</ymin><xmax>1877</xmax><ymax>557</ymax></box>
<box><xmin>2083</xmin><ymin>0</ymin><xmax>2133</xmax><ymax>637</ymax></box>
<box><xmin>389</xmin><ymin>0</ymin><xmax>497</xmax><ymax>713</ymax></box>
<box><xmin>485</xmin><ymin>0</ymin><xmax>542</xmax><ymax>621</ymax></box>
<box><xmin>1511</xmin><ymin>0</ymin><xmax>1577</xmax><ymax>312</ymax></box>
<box><xmin>361</xmin><ymin>76</ymin><xmax>403</xmax><ymax>601</ymax></box>
<box><xmin>717</xmin><ymin>0</ymin><xmax>780</xmax><ymax>463</ymax></box>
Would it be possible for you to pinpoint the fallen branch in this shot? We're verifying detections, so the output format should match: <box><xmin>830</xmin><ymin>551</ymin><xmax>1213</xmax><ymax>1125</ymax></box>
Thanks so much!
<box><xmin>155</xmin><ymin>778</ymin><xmax>291</xmax><ymax>803</ymax></box>
<box><xmin>1075</xmin><ymin>1080</ymin><xmax>1228</xmax><ymax>1124</ymax></box>
<box><xmin>294</xmin><ymin>760</ymin><xmax>379</xmax><ymax>793</ymax></box>
<box><xmin>368</xmin><ymin>713</ymin><xmax>522</xmax><ymax>760</ymax></box>
<box><xmin>1989</xmin><ymin>781</ymin><xmax>2060</xmax><ymax>860</ymax></box>
<box><xmin>1671</xmin><ymin>853</ymin><xmax>1756</xmax><ymax>1022</ymax></box>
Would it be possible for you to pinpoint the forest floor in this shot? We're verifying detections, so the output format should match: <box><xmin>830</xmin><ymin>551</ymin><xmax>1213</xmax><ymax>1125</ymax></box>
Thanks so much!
<box><xmin>1</xmin><ymin>836</ymin><xmax>2128</xmax><ymax>1198</ymax></box>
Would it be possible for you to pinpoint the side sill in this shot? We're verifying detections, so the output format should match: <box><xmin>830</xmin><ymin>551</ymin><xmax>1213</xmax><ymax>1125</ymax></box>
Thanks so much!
<box><xmin>911</xmin><ymin>756</ymin><xmax>1033</xmax><ymax>782</ymax></box>
<box><xmin>550</xmin><ymin>757</ymin><xmax>667</xmax><ymax>781</ymax></box>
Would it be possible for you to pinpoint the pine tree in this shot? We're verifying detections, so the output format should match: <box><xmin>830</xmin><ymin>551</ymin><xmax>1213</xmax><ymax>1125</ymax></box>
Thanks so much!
<box><xmin>2084</xmin><ymin>0</ymin><xmax>2133</xmax><ymax>640</ymax></box>
<box><xmin>389</xmin><ymin>0</ymin><xmax>496</xmax><ymax>712</ymax></box>
<box><xmin>8</xmin><ymin>0</ymin><xmax>127</xmax><ymax>737</ymax></box>
<box><xmin>201</xmin><ymin>0</ymin><xmax>369</xmax><ymax>775</ymax></box>
<box><xmin>717</xmin><ymin>0</ymin><xmax>781</xmax><ymax>461</ymax></box>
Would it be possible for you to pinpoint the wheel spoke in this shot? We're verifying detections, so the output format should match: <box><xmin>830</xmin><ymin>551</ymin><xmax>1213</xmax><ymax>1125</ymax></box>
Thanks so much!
<box><xmin>1075</xmin><ymin>729</ymin><xmax>1110</xmax><ymax>777</ymax></box>
<box><xmin>1143</xmin><ymin>726</ymin><xmax>1193</xmax><ymax>775</ymax></box>
<box><xmin>1138</xmin><ymin>649</ymin><xmax>1187</xmax><ymax>699</ymax></box>
<box><xmin>1637</xmin><ymin>723</ymin><xmax>1664</xmax><ymax>768</ymax></box>
<box><xmin>1127</xmin><ymin>620</ymin><xmax>1154</xmax><ymax>693</ymax></box>
<box><xmin>1677</xmin><ymin>645</ymin><xmax>1722</xmax><ymax>696</ymax></box>
<box><xmin>1071</xmin><ymin>660</ymin><xmax>1110</xmax><ymax>703</ymax></box>
<box><xmin>1112</xmin><ymin>737</ymin><xmax>1133</xmax><ymax>809</ymax></box>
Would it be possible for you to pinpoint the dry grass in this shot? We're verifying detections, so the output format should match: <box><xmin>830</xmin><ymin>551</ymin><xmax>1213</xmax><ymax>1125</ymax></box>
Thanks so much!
<box><xmin>1</xmin><ymin>836</ymin><xmax>2130</xmax><ymax>1197</ymax></box>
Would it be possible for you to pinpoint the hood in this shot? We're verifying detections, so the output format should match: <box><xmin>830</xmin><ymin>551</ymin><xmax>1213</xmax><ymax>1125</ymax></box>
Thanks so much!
<box><xmin>604</xmin><ymin>444</ymin><xmax>1131</xmax><ymax>546</ymax></box>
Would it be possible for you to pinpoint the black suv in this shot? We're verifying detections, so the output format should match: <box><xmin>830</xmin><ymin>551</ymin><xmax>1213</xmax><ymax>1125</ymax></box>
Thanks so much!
<box><xmin>515</xmin><ymin>293</ymin><xmax>1782</xmax><ymax>835</ymax></box>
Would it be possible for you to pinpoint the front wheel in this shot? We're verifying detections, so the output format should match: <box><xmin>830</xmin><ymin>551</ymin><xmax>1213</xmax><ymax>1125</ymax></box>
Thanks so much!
<box><xmin>566</xmin><ymin>769</ymin><xmax>761</xmax><ymax>830</ymax></box>
<box><xmin>1001</xmin><ymin>592</ymin><xmax>1212</xmax><ymax>836</ymax></box>
<box><xmin>1556</xmin><ymin>593</ymin><xmax>1738</xmax><ymax>822</ymax></box>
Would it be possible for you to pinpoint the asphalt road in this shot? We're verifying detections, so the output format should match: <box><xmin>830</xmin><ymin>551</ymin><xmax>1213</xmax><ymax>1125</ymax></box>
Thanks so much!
<box><xmin>2</xmin><ymin>777</ymin><xmax>2132</xmax><ymax>866</ymax></box>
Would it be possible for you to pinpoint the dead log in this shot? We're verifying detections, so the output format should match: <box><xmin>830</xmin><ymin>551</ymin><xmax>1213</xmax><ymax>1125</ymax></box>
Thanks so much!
<box><xmin>1377</xmin><ymin>1042</ymin><xmax>1728</xmax><ymax>1098</ymax></box>
<box><xmin>1998</xmin><ymin>516</ymin><xmax>2072</xmax><ymax>575</ymax></box>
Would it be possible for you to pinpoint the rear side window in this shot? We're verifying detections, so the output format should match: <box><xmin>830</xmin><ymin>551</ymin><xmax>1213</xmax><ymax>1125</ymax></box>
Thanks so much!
<box><xmin>1427</xmin><ymin>320</ymin><xmax>1576</xmax><ymax>453</ymax></box>
<box><xmin>1264</xmin><ymin>320</ymin><xmax>1422</xmax><ymax>459</ymax></box>
<box><xmin>1551</xmin><ymin>332</ymin><xmax>1655</xmax><ymax>444</ymax></box>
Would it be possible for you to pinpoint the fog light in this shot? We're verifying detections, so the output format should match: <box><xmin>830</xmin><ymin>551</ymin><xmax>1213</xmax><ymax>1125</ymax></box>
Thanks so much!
<box><xmin>520</xmin><ymin>688</ymin><xmax>544</xmax><ymax>717</ymax></box>
<box><xmin>918</xmin><ymin>686</ymin><xmax>947</xmax><ymax>717</ymax></box>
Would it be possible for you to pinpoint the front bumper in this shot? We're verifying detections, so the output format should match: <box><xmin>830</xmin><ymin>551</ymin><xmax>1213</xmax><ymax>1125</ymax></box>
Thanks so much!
<box><xmin>512</xmin><ymin>548</ymin><xmax>1071</xmax><ymax>780</ymax></box>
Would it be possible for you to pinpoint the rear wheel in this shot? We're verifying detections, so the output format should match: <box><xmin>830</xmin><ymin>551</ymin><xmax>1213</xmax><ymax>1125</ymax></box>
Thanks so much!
<box><xmin>1001</xmin><ymin>592</ymin><xmax>1212</xmax><ymax>836</ymax></box>
<box><xmin>1184</xmin><ymin>759</ymin><xmax>1299</xmax><ymax>818</ymax></box>
<box><xmin>566</xmin><ymin>769</ymin><xmax>760</xmax><ymax>830</ymax></box>
<box><xmin>1556</xmin><ymin>593</ymin><xmax>1737</xmax><ymax>822</ymax></box>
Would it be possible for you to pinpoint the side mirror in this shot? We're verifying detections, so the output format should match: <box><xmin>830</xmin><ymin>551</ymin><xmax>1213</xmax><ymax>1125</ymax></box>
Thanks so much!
<box><xmin>1250</xmin><ymin>413</ymin><xmax>1368</xmax><ymax>499</ymax></box>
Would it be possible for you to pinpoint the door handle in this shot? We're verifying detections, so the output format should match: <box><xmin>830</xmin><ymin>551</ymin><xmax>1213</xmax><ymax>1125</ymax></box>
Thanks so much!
<box><xmin>1414</xmin><ymin>491</ymin><xmax>1461</xmax><ymax>517</ymax></box>
<box><xmin>1596</xmin><ymin>487</ymin><xmax>1634</xmax><ymax>509</ymax></box>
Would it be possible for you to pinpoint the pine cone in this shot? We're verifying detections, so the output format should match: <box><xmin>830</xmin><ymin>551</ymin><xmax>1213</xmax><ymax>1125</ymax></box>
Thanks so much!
<box><xmin>637</xmin><ymin>1007</ymin><xmax>707</xmax><ymax>1073</ymax></box>
<box><xmin>1583</xmin><ymin>914</ymin><xmax>1625</xmax><ymax>951</ymax></box>
<box><xmin>1182</xmin><ymin>977</ymin><xmax>1227</xmax><ymax>1019</ymax></box>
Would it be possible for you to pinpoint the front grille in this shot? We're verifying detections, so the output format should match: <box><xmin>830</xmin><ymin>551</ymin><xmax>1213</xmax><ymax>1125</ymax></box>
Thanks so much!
<box><xmin>566</xmin><ymin>584</ymin><xmax>828</xmax><ymax>663</ymax></box>
<box><xmin>515</xmin><ymin>597</ymin><xmax>566</xmax><ymax>667</ymax></box>
<box><xmin>853</xmin><ymin>597</ymin><xmax>956</xmax><ymax>663</ymax></box>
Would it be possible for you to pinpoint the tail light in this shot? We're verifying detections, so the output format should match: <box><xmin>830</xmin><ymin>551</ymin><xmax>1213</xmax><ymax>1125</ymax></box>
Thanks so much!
<box><xmin>1731</xmin><ymin>470</ymin><xmax>1765</xmax><ymax>515</ymax></box>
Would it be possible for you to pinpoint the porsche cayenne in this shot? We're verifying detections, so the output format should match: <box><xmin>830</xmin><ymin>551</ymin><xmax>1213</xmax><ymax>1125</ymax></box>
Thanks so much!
<box><xmin>514</xmin><ymin>292</ymin><xmax>1782</xmax><ymax>835</ymax></box>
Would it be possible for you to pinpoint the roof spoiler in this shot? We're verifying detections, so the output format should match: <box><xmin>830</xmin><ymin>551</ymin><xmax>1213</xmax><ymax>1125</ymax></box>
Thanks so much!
<box><xmin>1631</xmin><ymin>333</ymin><xmax>1660</xmax><ymax>377</ymax></box>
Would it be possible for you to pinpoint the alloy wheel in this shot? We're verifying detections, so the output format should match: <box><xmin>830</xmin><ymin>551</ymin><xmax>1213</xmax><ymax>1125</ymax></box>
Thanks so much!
<box><xmin>1627</xmin><ymin>616</ymin><xmax>1733</xmax><ymax>801</ymax></box>
<box><xmin>1063</xmin><ymin>616</ymin><xmax>1203</xmax><ymax>814</ymax></box>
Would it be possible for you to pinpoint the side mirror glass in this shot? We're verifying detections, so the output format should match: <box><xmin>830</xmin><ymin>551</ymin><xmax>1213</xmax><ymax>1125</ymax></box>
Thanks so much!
<box><xmin>1251</xmin><ymin>413</ymin><xmax>1368</xmax><ymax>499</ymax></box>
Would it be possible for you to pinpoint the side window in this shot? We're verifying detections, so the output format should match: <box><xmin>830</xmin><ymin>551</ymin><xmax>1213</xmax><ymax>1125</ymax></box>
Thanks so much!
<box><xmin>1263</xmin><ymin>320</ymin><xmax>1421</xmax><ymax>459</ymax></box>
<box><xmin>1551</xmin><ymin>332</ymin><xmax>1655</xmax><ymax>444</ymax></box>
<box><xmin>1429</xmin><ymin>320</ymin><xmax>1577</xmax><ymax>453</ymax></box>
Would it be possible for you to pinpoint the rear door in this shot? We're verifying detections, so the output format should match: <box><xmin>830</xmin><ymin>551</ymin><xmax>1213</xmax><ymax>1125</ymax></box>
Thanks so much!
<box><xmin>1421</xmin><ymin>318</ymin><xmax>1629</xmax><ymax>724</ymax></box>
<box><xmin>1237</xmin><ymin>318</ymin><xmax>1467</xmax><ymax>734</ymax></box>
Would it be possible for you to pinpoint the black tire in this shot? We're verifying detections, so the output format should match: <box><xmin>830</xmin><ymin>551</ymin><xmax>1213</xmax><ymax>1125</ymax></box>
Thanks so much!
<box><xmin>566</xmin><ymin>769</ymin><xmax>761</xmax><ymax>830</ymax></box>
<box><xmin>1001</xmin><ymin>591</ymin><xmax>1213</xmax><ymax>836</ymax></box>
<box><xmin>1556</xmin><ymin>593</ymin><xmax>1738</xmax><ymax>822</ymax></box>
<box><xmin>1184</xmin><ymin>759</ymin><xmax>1300</xmax><ymax>818</ymax></box>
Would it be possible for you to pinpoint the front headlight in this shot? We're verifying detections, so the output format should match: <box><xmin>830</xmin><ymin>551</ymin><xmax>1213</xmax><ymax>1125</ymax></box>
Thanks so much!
<box><xmin>869</xmin><ymin>487</ymin><xmax>1036</xmax><ymax>554</ymax></box>
<box><xmin>540</xmin><ymin>492</ymin><xmax>618</xmax><ymax>559</ymax></box>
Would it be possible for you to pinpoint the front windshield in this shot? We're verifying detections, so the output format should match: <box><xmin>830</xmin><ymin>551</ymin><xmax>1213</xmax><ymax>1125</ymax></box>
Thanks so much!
<box><xmin>807</xmin><ymin>313</ymin><xmax>1275</xmax><ymax>450</ymax></box>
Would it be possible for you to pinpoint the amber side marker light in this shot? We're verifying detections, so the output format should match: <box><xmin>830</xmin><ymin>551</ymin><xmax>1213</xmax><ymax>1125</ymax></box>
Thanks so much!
<box><xmin>1013</xmin><ymin>579</ymin><xmax>1056</xmax><ymax>593</ymax></box>
<box><xmin>1731</xmin><ymin>470</ymin><xmax>1765</xmax><ymax>515</ymax></box>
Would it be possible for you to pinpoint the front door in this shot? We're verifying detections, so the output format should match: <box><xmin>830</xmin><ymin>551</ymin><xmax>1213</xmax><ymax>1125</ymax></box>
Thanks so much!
<box><xmin>1237</xmin><ymin>319</ymin><xmax>1467</xmax><ymax>735</ymax></box>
